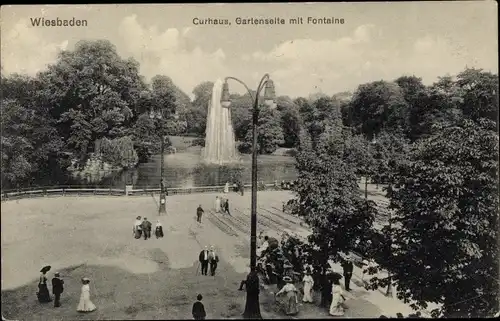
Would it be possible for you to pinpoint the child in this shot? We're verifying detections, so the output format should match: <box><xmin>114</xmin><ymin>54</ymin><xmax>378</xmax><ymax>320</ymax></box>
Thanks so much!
<box><xmin>192</xmin><ymin>294</ymin><xmax>206</xmax><ymax>320</ymax></box>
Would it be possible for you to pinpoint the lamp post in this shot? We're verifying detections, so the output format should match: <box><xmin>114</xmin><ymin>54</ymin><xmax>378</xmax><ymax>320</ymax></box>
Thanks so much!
<box><xmin>365</xmin><ymin>138</ymin><xmax>377</xmax><ymax>199</ymax></box>
<box><xmin>220</xmin><ymin>74</ymin><xmax>276</xmax><ymax>319</ymax></box>
<box><xmin>149</xmin><ymin>109</ymin><xmax>167</xmax><ymax>215</ymax></box>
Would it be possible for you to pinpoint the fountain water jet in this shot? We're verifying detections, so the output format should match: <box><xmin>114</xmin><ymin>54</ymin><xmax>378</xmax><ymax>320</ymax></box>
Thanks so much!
<box><xmin>202</xmin><ymin>78</ymin><xmax>239</xmax><ymax>165</ymax></box>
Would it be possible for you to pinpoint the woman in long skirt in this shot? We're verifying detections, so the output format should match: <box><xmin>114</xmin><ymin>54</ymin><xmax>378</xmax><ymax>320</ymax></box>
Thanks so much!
<box><xmin>77</xmin><ymin>278</ymin><xmax>96</xmax><ymax>313</ymax></box>
<box><xmin>329</xmin><ymin>278</ymin><xmax>345</xmax><ymax>316</ymax></box>
<box><xmin>134</xmin><ymin>216</ymin><xmax>142</xmax><ymax>239</ymax></box>
<box><xmin>275</xmin><ymin>276</ymin><xmax>299</xmax><ymax>316</ymax></box>
<box><xmin>37</xmin><ymin>271</ymin><xmax>52</xmax><ymax>303</ymax></box>
<box><xmin>302</xmin><ymin>268</ymin><xmax>314</xmax><ymax>303</ymax></box>
<box><xmin>155</xmin><ymin>220</ymin><xmax>164</xmax><ymax>238</ymax></box>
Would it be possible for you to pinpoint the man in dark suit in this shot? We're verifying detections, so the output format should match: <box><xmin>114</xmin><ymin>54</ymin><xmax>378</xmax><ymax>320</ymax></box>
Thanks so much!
<box><xmin>223</xmin><ymin>199</ymin><xmax>231</xmax><ymax>215</ymax></box>
<box><xmin>142</xmin><ymin>217</ymin><xmax>152</xmax><ymax>240</ymax></box>
<box><xmin>192</xmin><ymin>294</ymin><xmax>206</xmax><ymax>320</ymax></box>
<box><xmin>196</xmin><ymin>205</ymin><xmax>204</xmax><ymax>223</ymax></box>
<box><xmin>198</xmin><ymin>246</ymin><xmax>210</xmax><ymax>276</ymax></box>
<box><xmin>342</xmin><ymin>254</ymin><xmax>354</xmax><ymax>291</ymax></box>
<box><xmin>208</xmin><ymin>246</ymin><xmax>219</xmax><ymax>276</ymax></box>
<box><xmin>51</xmin><ymin>272</ymin><xmax>64</xmax><ymax>307</ymax></box>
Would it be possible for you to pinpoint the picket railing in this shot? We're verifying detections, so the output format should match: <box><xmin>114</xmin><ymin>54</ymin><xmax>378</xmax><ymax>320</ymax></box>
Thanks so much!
<box><xmin>0</xmin><ymin>182</ymin><xmax>286</xmax><ymax>202</ymax></box>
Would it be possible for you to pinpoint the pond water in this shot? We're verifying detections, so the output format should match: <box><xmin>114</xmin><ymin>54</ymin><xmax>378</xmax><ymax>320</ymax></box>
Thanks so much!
<box><xmin>100</xmin><ymin>151</ymin><xmax>298</xmax><ymax>189</ymax></box>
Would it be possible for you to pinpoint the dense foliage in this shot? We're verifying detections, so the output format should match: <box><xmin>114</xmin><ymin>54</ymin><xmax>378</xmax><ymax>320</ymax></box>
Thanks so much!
<box><xmin>368</xmin><ymin>119</ymin><xmax>498</xmax><ymax>317</ymax></box>
<box><xmin>292</xmin><ymin>68</ymin><xmax>498</xmax><ymax>318</ymax></box>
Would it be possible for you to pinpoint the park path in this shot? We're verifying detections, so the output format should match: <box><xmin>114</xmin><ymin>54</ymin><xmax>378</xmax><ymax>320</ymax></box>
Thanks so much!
<box><xmin>1</xmin><ymin>189</ymin><xmax>435</xmax><ymax>318</ymax></box>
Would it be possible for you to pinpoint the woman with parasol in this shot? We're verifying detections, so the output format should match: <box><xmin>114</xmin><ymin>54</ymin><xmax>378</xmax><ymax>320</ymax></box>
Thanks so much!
<box><xmin>37</xmin><ymin>266</ymin><xmax>52</xmax><ymax>303</ymax></box>
<box><xmin>275</xmin><ymin>276</ymin><xmax>299</xmax><ymax>316</ymax></box>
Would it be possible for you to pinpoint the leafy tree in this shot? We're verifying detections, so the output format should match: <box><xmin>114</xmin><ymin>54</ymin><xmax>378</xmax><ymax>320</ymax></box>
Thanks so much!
<box><xmin>37</xmin><ymin>39</ymin><xmax>146</xmax><ymax>165</ymax></box>
<box><xmin>455</xmin><ymin>68</ymin><xmax>498</xmax><ymax>123</ymax></box>
<box><xmin>229</xmin><ymin>92</ymin><xmax>253</xmax><ymax>141</ymax></box>
<box><xmin>368</xmin><ymin>118</ymin><xmax>499</xmax><ymax>318</ymax></box>
<box><xmin>185</xmin><ymin>81</ymin><xmax>213</xmax><ymax>136</ymax></box>
<box><xmin>98</xmin><ymin>136</ymin><xmax>138</xmax><ymax>168</ymax></box>
<box><xmin>1</xmin><ymin>99</ymin><xmax>35</xmax><ymax>186</ymax></box>
<box><xmin>344</xmin><ymin>133</ymin><xmax>376</xmax><ymax>179</ymax></box>
<box><xmin>150</xmin><ymin>75</ymin><xmax>183</xmax><ymax>135</ymax></box>
<box><xmin>350</xmin><ymin>81</ymin><xmax>409</xmax><ymax>139</ymax></box>
<box><xmin>276</xmin><ymin>96</ymin><xmax>301</xmax><ymax>148</ymax></box>
<box><xmin>240</xmin><ymin>103</ymin><xmax>284</xmax><ymax>154</ymax></box>
<box><xmin>300</xmin><ymin>97</ymin><xmax>344</xmax><ymax>147</ymax></box>
<box><xmin>395</xmin><ymin>76</ymin><xmax>430</xmax><ymax>142</ymax></box>
<box><xmin>1</xmin><ymin>74</ymin><xmax>65</xmax><ymax>187</ymax></box>
<box><xmin>131</xmin><ymin>112</ymin><xmax>160</xmax><ymax>163</ymax></box>
<box><xmin>367</xmin><ymin>130</ymin><xmax>410</xmax><ymax>186</ymax></box>
<box><xmin>294</xmin><ymin>109</ymin><xmax>378</xmax><ymax>274</ymax></box>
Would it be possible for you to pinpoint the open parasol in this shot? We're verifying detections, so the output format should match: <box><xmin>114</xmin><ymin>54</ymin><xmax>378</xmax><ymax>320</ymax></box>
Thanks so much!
<box><xmin>40</xmin><ymin>265</ymin><xmax>51</xmax><ymax>273</ymax></box>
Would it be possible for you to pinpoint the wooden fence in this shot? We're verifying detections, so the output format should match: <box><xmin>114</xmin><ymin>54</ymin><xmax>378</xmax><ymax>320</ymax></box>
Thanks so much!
<box><xmin>0</xmin><ymin>182</ymin><xmax>285</xmax><ymax>202</ymax></box>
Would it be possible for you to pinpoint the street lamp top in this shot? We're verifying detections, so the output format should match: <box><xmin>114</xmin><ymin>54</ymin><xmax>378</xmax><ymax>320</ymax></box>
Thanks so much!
<box><xmin>220</xmin><ymin>75</ymin><xmax>277</xmax><ymax>109</ymax></box>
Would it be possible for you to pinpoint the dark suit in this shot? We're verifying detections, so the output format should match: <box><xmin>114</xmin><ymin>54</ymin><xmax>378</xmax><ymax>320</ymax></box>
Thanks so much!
<box><xmin>342</xmin><ymin>260</ymin><xmax>354</xmax><ymax>291</ymax></box>
<box><xmin>196</xmin><ymin>207</ymin><xmax>204</xmax><ymax>223</ymax></box>
<box><xmin>142</xmin><ymin>220</ymin><xmax>152</xmax><ymax>240</ymax></box>
<box><xmin>199</xmin><ymin>250</ymin><xmax>209</xmax><ymax>275</ymax></box>
<box><xmin>192</xmin><ymin>301</ymin><xmax>206</xmax><ymax>320</ymax></box>
<box><xmin>209</xmin><ymin>251</ymin><xmax>219</xmax><ymax>276</ymax></box>
<box><xmin>224</xmin><ymin>200</ymin><xmax>230</xmax><ymax>215</ymax></box>
<box><xmin>51</xmin><ymin>277</ymin><xmax>64</xmax><ymax>307</ymax></box>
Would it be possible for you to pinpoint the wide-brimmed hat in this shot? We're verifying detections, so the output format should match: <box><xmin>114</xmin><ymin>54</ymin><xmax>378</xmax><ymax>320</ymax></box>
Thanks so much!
<box><xmin>283</xmin><ymin>276</ymin><xmax>293</xmax><ymax>283</ymax></box>
<box><xmin>81</xmin><ymin>277</ymin><xmax>90</xmax><ymax>283</ymax></box>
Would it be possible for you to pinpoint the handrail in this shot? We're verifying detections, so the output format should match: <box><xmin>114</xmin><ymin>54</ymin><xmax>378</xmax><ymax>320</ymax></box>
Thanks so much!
<box><xmin>0</xmin><ymin>182</ymin><xmax>285</xmax><ymax>202</ymax></box>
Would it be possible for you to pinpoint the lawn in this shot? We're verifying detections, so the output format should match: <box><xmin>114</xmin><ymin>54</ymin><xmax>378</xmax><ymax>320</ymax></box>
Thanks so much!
<box><xmin>1</xmin><ymin>191</ymin><xmax>300</xmax><ymax>320</ymax></box>
<box><xmin>1</xmin><ymin>186</ymin><xmax>401</xmax><ymax>320</ymax></box>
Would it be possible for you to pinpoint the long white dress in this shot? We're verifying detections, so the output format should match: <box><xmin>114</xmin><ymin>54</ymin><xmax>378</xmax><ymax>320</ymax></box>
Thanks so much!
<box><xmin>302</xmin><ymin>275</ymin><xmax>314</xmax><ymax>303</ymax></box>
<box><xmin>224</xmin><ymin>182</ymin><xmax>229</xmax><ymax>193</ymax></box>
<box><xmin>329</xmin><ymin>284</ymin><xmax>345</xmax><ymax>316</ymax></box>
<box><xmin>215</xmin><ymin>198</ymin><xmax>221</xmax><ymax>213</ymax></box>
<box><xmin>77</xmin><ymin>284</ymin><xmax>96</xmax><ymax>313</ymax></box>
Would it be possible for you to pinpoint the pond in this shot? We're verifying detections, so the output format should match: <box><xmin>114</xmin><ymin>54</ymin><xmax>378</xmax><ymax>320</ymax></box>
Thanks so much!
<box><xmin>100</xmin><ymin>151</ymin><xmax>299</xmax><ymax>189</ymax></box>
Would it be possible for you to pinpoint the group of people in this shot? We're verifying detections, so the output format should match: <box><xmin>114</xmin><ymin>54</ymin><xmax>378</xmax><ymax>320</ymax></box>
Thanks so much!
<box><xmin>198</xmin><ymin>246</ymin><xmax>219</xmax><ymax>276</ymax></box>
<box><xmin>133</xmin><ymin>216</ymin><xmax>164</xmax><ymax>239</ymax></box>
<box><xmin>280</xmin><ymin>180</ymin><xmax>297</xmax><ymax>190</ymax></box>
<box><xmin>214</xmin><ymin>196</ymin><xmax>230</xmax><ymax>215</ymax></box>
<box><xmin>254</xmin><ymin>231</ymin><xmax>356</xmax><ymax>317</ymax></box>
<box><xmin>36</xmin><ymin>266</ymin><xmax>96</xmax><ymax>313</ymax></box>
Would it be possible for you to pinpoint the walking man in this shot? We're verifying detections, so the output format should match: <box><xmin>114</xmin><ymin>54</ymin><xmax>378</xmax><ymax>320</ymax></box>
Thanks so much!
<box><xmin>342</xmin><ymin>254</ymin><xmax>354</xmax><ymax>291</ymax></box>
<box><xmin>196</xmin><ymin>205</ymin><xmax>204</xmax><ymax>223</ymax></box>
<box><xmin>51</xmin><ymin>272</ymin><xmax>64</xmax><ymax>307</ymax></box>
<box><xmin>198</xmin><ymin>246</ymin><xmax>210</xmax><ymax>276</ymax></box>
<box><xmin>224</xmin><ymin>198</ymin><xmax>231</xmax><ymax>215</ymax></box>
<box><xmin>142</xmin><ymin>217</ymin><xmax>152</xmax><ymax>240</ymax></box>
<box><xmin>208</xmin><ymin>246</ymin><xmax>219</xmax><ymax>276</ymax></box>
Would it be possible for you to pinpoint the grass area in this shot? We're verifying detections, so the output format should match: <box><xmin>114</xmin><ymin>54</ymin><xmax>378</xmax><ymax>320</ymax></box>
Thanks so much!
<box><xmin>0</xmin><ymin>192</ymin><xmax>296</xmax><ymax>320</ymax></box>
<box><xmin>1</xmin><ymin>188</ymin><xmax>403</xmax><ymax>320</ymax></box>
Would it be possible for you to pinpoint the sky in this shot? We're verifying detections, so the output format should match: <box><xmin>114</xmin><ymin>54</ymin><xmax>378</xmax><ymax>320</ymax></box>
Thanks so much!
<box><xmin>1</xmin><ymin>2</ymin><xmax>498</xmax><ymax>99</ymax></box>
